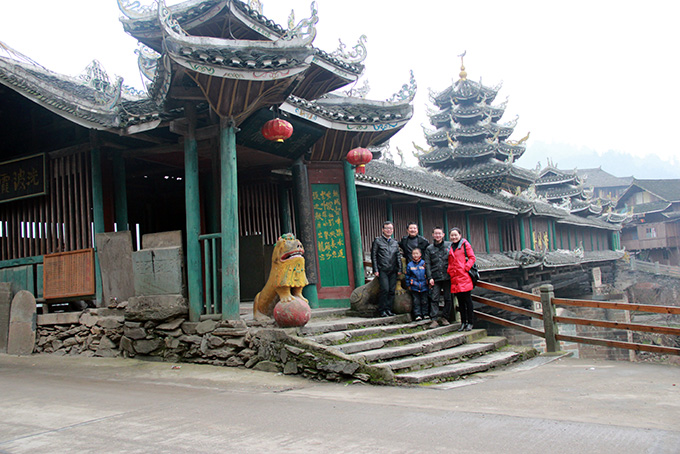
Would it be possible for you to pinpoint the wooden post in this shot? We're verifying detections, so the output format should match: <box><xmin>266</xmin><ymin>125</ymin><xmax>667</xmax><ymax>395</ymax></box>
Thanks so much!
<box><xmin>344</xmin><ymin>161</ymin><xmax>365</xmax><ymax>287</ymax></box>
<box><xmin>292</xmin><ymin>158</ymin><xmax>319</xmax><ymax>308</ymax></box>
<box><xmin>443</xmin><ymin>210</ymin><xmax>449</xmax><ymax>234</ymax></box>
<box><xmin>220</xmin><ymin>117</ymin><xmax>240</xmax><ymax>320</ymax></box>
<box><xmin>89</xmin><ymin>132</ymin><xmax>104</xmax><ymax>305</ymax></box>
<box><xmin>498</xmin><ymin>219</ymin><xmax>503</xmax><ymax>252</ymax></box>
<box><xmin>184</xmin><ymin>106</ymin><xmax>203</xmax><ymax>321</ymax></box>
<box><xmin>483</xmin><ymin>216</ymin><xmax>490</xmax><ymax>253</ymax></box>
<box><xmin>519</xmin><ymin>217</ymin><xmax>526</xmax><ymax>250</ymax></box>
<box><xmin>465</xmin><ymin>212</ymin><xmax>471</xmax><ymax>239</ymax></box>
<box><xmin>112</xmin><ymin>153</ymin><xmax>128</xmax><ymax>232</ymax></box>
<box><xmin>278</xmin><ymin>185</ymin><xmax>293</xmax><ymax>234</ymax></box>
<box><xmin>386</xmin><ymin>200</ymin><xmax>393</xmax><ymax>224</ymax></box>
<box><xmin>540</xmin><ymin>284</ymin><xmax>560</xmax><ymax>353</ymax></box>
<box><xmin>417</xmin><ymin>202</ymin><xmax>424</xmax><ymax>234</ymax></box>
<box><xmin>547</xmin><ymin>220</ymin><xmax>553</xmax><ymax>251</ymax></box>
<box><xmin>528</xmin><ymin>217</ymin><xmax>534</xmax><ymax>250</ymax></box>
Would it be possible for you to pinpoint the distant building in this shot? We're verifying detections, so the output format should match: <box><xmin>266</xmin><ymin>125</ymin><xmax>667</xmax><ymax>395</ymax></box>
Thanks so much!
<box><xmin>576</xmin><ymin>167</ymin><xmax>633</xmax><ymax>202</ymax></box>
<box><xmin>616</xmin><ymin>179</ymin><xmax>680</xmax><ymax>266</ymax></box>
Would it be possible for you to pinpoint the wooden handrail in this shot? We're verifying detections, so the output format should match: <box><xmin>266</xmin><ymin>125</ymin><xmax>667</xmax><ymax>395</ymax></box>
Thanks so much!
<box><xmin>475</xmin><ymin>311</ymin><xmax>545</xmax><ymax>338</ymax></box>
<box><xmin>476</xmin><ymin>280</ymin><xmax>541</xmax><ymax>302</ymax></box>
<box><xmin>473</xmin><ymin>295</ymin><xmax>543</xmax><ymax>320</ymax></box>
<box><xmin>552</xmin><ymin>297</ymin><xmax>680</xmax><ymax>315</ymax></box>
<box><xmin>554</xmin><ymin>316</ymin><xmax>680</xmax><ymax>336</ymax></box>
<box><xmin>556</xmin><ymin>333</ymin><xmax>680</xmax><ymax>356</ymax></box>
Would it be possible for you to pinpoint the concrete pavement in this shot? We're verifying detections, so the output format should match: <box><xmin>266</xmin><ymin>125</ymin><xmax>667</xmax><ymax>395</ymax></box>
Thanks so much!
<box><xmin>0</xmin><ymin>353</ymin><xmax>678</xmax><ymax>453</ymax></box>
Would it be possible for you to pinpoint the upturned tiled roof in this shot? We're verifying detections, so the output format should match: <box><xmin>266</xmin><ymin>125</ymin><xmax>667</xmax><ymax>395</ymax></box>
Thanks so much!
<box><xmin>356</xmin><ymin>160</ymin><xmax>518</xmax><ymax>214</ymax></box>
<box><xmin>631</xmin><ymin>179</ymin><xmax>680</xmax><ymax>203</ymax></box>
<box><xmin>576</xmin><ymin>167</ymin><xmax>633</xmax><ymax>188</ymax></box>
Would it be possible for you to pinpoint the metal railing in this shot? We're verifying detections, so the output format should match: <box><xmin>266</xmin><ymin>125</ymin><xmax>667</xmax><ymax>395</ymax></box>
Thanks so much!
<box><xmin>473</xmin><ymin>281</ymin><xmax>680</xmax><ymax>356</ymax></box>
<box><xmin>198</xmin><ymin>233</ymin><xmax>222</xmax><ymax>316</ymax></box>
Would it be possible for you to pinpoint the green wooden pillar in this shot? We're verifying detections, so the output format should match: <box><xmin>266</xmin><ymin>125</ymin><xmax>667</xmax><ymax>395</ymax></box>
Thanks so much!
<box><xmin>205</xmin><ymin>160</ymin><xmax>220</xmax><ymax>235</ymax></box>
<box><xmin>278</xmin><ymin>185</ymin><xmax>293</xmax><ymax>234</ymax></box>
<box><xmin>443</xmin><ymin>210</ymin><xmax>449</xmax><ymax>234</ymax></box>
<box><xmin>220</xmin><ymin>118</ymin><xmax>240</xmax><ymax>320</ymax></box>
<box><xmin>90</xmin><ymin>140</ymin><xmax>104</xmax><ymax>305</ymax></box>
<box><xmin>553</xmin><ymin>220</ymin><xmax>558</xmax><ymax>250</ymax></box>
<box><xmin>465</xmin><ymin>212</ymin><xmax>471</xmax><ymax>238</ymax></box>
<box><xmin>519</xmin><ymin>217</ymin><xmax>526</xmax><ymax>250</ymax></box>
<box><xmin>567</xmin><ymin>228</ymin><xmax>572</xmax><ymax>249</ymax></box>
<box><xmin>112</xmin><ymin>153</ymin><xmax>128</xmax><ymax>232</ymax></box>
<box><xmin>528</xmin><ymin>217</ymin><xmax>534</xmax><ymax>250</ymax></box>
<box><xmin>344</xmin><ymin>161</ymin><xmax>365</xmax><ymax>287</ymax></box>
<box><xmin>184</xmin><ymin>107</ymin><xmax>203</xmax><ymax>321</ymax></box>
<box><xmin>560</xmin><ymin>227</ymin><xmax>564</xmax><ymax>249</ymax></box>
<box><xmin>547</xmin><ymin>220</ymin><xmax>553</xmax><ymax>251</ymax></box>
<box><xmin>498</xmin><ymin>219</ymin><xmax>504</xmax><ymax>252</ymax></box>
<box><xmin>292</xmin><ymin>158</ymin><xmax>319</xmax><ymax>308</ymax></box>
<box><xmin>483</xmin><ymin>217</ymin><xmax>490</xmax><ymax>253</ymax></box>
<box><xmin>417</xmin><ymin>202</ymin><xmax>424</xmax><ymax>234</ymax></box>
<box><xmin>590</xmin><ymin>230</ymin><xmax>594</xmax><ymax>251</ymax></box>
<box><xmin>386</xmin><ymin>199</ymin><xmax>393</xmax><ymax>223</ymax></box>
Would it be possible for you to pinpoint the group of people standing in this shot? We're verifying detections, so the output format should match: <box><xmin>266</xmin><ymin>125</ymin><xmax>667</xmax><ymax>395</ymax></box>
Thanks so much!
<box><xmin>370</xmin><ymin>221</ymin><xmax>477</xmax><ymax>331</ymax></box>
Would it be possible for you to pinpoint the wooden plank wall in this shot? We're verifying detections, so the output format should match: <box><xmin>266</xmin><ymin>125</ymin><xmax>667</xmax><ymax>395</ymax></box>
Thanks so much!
<box><xmin>358</xmin><ymin>197</ymin><xmax>387</xmax><ymax>257</ymax></box>
<box><xmin>0</xmin><ymin>149</ymin><xmax>92</xmax><ymax>261</ymax></box>
<box><xmin>421</xmin><ymin>206</ymin><xmax>444</xmax><ymax>241</ymax></box>
<box><xmin>238</xmin><ymin>182</ymin><xmax>293</xmax><ymax>246</ymax></box>
<box><xmin>391</xmin><ymin>203</ymin><xmax>418</xmax><ymax>239</ymax></box>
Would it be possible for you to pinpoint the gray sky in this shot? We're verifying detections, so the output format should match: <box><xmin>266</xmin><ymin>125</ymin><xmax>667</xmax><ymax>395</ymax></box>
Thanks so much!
<box><xmin>2</xmin><ymin>0</ymin><xmax>679</xmax><ymax>172</ymax></box>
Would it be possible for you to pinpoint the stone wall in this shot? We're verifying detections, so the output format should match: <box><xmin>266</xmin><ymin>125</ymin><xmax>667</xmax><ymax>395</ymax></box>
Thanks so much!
<box><xmin>32</xmin><ymin>306</ymin><xmax>382</xmax><ymax>383</ymax></box>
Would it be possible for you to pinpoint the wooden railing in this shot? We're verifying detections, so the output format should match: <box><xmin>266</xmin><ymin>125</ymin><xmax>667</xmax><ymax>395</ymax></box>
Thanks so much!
<box><xmin>629</xmin><ymin>257</ymin><xmax>680</xmax><ymax>278</ymax></box>
<box><xmin>198</xmin><ymin>233</ymin><xmax>221</xmax><ymax>316</ymax></box>
<box><xmin>473</xmin><ymin>281</ymin><xmax>680</xmax><ymax>356</ymax></box>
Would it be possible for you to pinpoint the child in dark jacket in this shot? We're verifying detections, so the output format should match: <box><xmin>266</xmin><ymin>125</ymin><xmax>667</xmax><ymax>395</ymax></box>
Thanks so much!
<box><xmin>405</xmin><ymin>248</ymin><xmax>429</xmax><ymax>320</ymax></box>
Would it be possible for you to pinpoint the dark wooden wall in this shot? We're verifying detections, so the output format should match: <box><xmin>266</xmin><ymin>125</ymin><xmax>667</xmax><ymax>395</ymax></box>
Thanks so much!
<box><xmin>1</xmin><ymin>149</ymin><xmax>92</xmax><ymax>261</ymax></box>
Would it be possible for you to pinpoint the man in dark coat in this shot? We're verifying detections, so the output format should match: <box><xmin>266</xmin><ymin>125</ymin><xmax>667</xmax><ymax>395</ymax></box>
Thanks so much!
<box><xmin>424</xmin><ymin>226</ymin><xmax>452</xmax><ymax>328</ymax></box>
<box><xmin>371</xmin><ymin>221</ymin><xmax>402</xmax><ymax>317</ymax></box>
<box><xmin>399</xmin><ymin>222</ymin><xmax>430</xmax><ymax>262</ymax></box>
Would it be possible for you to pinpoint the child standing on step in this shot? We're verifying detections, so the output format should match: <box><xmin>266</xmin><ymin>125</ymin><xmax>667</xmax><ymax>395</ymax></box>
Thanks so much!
<box><xmin>405</xmin><ymin>248</ymin><xmax>429</xmax><ymax>321</ymax></box>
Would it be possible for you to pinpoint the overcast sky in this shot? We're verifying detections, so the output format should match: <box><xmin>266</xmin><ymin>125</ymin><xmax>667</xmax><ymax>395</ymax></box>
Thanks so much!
<box><xmin>2</xmin><ymin>1</ymin><xmax>679</xmax><ymax>175</ymax></box>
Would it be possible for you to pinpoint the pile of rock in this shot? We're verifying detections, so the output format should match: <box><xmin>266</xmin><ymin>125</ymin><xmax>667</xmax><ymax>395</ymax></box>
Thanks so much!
<box><xmin>35</xmin><ymin>308</ymin><xmax>125</xmax><ymax>357</ymax></box>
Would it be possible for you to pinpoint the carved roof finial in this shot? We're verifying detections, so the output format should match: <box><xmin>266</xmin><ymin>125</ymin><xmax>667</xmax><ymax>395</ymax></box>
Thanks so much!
<box><xmin>458</xmin><ymin>50</ymin><xmax>467</xmax><ymax>80</ymax></box>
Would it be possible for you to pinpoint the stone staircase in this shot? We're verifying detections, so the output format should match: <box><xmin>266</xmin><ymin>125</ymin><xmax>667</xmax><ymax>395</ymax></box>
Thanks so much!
<box><xmin>284</xmin><ymin>310</ymin><xmax>535</xmax><ymax>385</ymax></box>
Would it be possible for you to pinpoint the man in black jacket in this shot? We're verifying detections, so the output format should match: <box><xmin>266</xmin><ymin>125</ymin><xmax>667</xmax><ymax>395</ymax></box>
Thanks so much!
<box><xmin>424</xmin><ymin>226</ymin><xmax>452</xmax><ymax>328</ymax></box>
<box><xmin>399</xmin><ymin>222</ymin><xmax>430</xmax><ymax>262</ymax></box>
<box><xmin>371</xmin><ymin>221</ymin><xmax>402</xmax><ymax>317</ymax></box>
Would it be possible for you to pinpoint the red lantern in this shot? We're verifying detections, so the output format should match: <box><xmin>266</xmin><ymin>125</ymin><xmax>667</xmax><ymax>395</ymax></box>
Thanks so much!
<box><xmin>261</xmin><ymin>118</ymin><xmax>293</xmax><ymax>142</ymax></box>
<box><xmin>346</xmin><ymin>147</ymin><xmax>373</xmax><ymax>174</ymax></box>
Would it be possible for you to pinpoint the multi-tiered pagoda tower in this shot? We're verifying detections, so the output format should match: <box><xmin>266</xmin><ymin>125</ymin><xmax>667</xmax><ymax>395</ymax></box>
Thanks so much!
<box><xmin>418</xmin><ymin>57</ymin><xmax>534</xmax><ymax>194</ymax></box>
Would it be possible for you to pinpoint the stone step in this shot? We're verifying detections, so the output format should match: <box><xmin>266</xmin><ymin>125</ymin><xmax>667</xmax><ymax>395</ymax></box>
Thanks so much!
<box><xmin>336</xmin><ymin>323</ymin><xmax>462</xmax><ymax>354</ymax></box>
<box><xmin>375</xmin><ymin>336</ymin><xmax>508</xmax><ymax>372</ymax></box>
<box><xmin>307</xmin><ymin>319</ymin><xmax>432</xmax><ymax>345</ymax></box>
<box><xmin>346</xmin><ymin>329</ymin><xmax>487</xmax><ymax>362</ymax></box>
<box><xmin>395</xmin><ymin>350</ymin><xmax>521</xmax><ymax>384</ymax></box>
<box><xmin>296</xmin><ymin>314</ymin><xmax>411</xmax><ymax>336</ymax></box>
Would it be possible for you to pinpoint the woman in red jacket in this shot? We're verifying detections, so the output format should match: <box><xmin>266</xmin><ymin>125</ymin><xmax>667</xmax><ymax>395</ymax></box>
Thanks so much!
<box><xmin>447</xmin><ymin>227</ymin><xmax>476</xmax><ymax>331</ymax></box>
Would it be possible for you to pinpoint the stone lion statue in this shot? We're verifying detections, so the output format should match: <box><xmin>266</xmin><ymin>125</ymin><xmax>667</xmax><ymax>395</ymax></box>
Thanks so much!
<box><xmin>253</xmin><ymin>233</ymin><xmax>309</xmax><ymax>320</ymax></box>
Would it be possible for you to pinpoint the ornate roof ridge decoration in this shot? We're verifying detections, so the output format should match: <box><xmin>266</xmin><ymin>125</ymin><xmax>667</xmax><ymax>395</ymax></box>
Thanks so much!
<box><xmin>136</xmin><ymin>44</ymin><xmax>161</xmax><ymax>89</ymax></box>
<box><xmin>330</xmin><ymin>34</ymin><xmax>368</xmax><ymax>64</ymax></box>
<box><xmin>342</xmin><ymin>79</ymin><xmax>370</xmax><ymax>99</ymax></box>
<box><xmin>158</xmin><ymin>0</ymin><xmax>316</xmax><ymax>81</ymax></box>
<box><xmin>117</xmin><ymin>0</ymin><xmax>162</xmax><ymax>20</ymax></box>
<box><xmin>386</xmin><ymin>70</ymin><xmax>417</xmax><ymax>103</ymax></box>
<box><xmin>281</xmin><ymin>1</ymin><xmax>319</xmax><ymax>43</ymax></box>
<box><xmin>281</xmin><ymin>91</ymin><xmax>413</xmax><ymax>131</ymax></box>
<box><xmin>0</xmin><ymin>40</ymin><xmax>46</xmax><ymax>68</ymax></box>
<box><xmin>0</xmin><ymin>54</ymin><xmax>122</xmax><ymax>129</ymax></box>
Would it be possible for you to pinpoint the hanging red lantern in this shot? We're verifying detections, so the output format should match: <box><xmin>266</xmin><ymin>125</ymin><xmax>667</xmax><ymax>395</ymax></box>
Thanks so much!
<box><xmin>346</xmin><ymin>147</ymin><xmax>373</xmax><ymax>174</ymax></box>
<box><xmin>261</xmin><ymin>118</ymin><xmax>293</xmax><ymax>142</ymax></box>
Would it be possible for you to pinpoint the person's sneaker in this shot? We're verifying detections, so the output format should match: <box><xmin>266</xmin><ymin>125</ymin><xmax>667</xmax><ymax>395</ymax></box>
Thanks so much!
<box><xmin>439</xmin><ymin>318</ymin><xmax>450</xmax><ymax>326</ymax></box>
<box><xmin>415</xmin><ymin>316</ymin><xmax>423</xmax><ymax>321</ymax></box>
<box><xmin>379</xmin><ymin>311</ymin><xmax>389</xmax><ymax>318</ymax></box>
<box><xmin>465</xmin><ymin>323</ymin><xmax>473</xmax><ymax>331</ymax></box>
<box><xmin>429</xmin><ymin>320</ymin><xmax>439</xmax><ymax>329</ymax></box>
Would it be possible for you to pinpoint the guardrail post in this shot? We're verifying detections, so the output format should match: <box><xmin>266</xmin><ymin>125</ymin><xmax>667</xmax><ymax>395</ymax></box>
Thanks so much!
<box><xmin>540</xmin><ymin>284</ymin><xmax>560</xmax><ymax>353</ymax></box>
